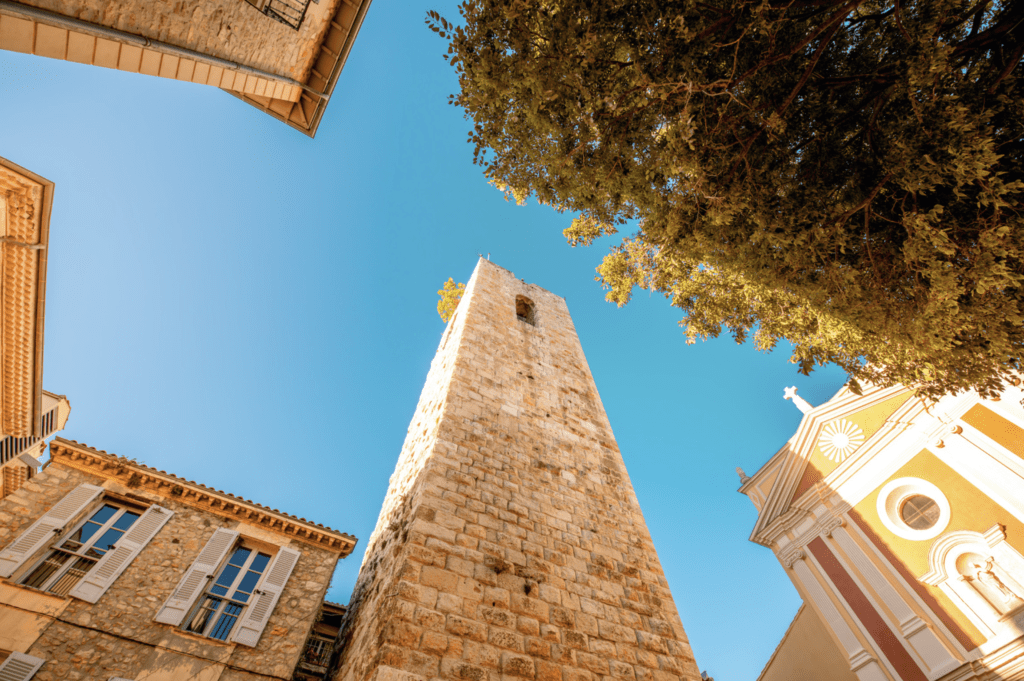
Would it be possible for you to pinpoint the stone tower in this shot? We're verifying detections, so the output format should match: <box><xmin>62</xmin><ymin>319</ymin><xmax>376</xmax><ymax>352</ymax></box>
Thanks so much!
<box><xmin>335</xmin><ymin>259</ymin><xmax>701</xmax><ymax>681</ymax></box>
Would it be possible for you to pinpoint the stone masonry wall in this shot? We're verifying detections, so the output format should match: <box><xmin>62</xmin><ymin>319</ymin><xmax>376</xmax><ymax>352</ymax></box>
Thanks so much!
<box><xmin>16</xmin><ymin>0</ymin><xmax>342</xmax><ymax>81</ymax></box>
<box><xmin>334</xmin><ymin>259</ymin><xmax>700</xmax><ymax>681</ymax></box>
<box><xmin>0</xmin><ymin>459</ymin><xmax>339</xmax><ymax>680</ymax></box>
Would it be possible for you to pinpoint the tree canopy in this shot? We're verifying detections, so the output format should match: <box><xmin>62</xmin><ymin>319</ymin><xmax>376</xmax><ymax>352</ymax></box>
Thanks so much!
<box><xmin>438</xmin><ymin>278</ymin><xmax>466</xmax><ymax>322</ymax></box>
<box><xmin>428</xmin><ymin>0</ymin><xmax>1024</xmax><ymax>398</ymax></box>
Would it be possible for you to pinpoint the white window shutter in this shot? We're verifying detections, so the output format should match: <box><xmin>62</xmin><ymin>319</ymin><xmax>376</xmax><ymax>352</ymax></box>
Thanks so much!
<box><xmin>0</xmin><ymin>483</ymin><xmax>104</xmax><ymax>578</ymax></box>
<box><xmin>0</xmin><ymin>651</ymin><xmax>46</xmax><ymax>681</ymax></box>
<box><xmin>229</xmin><ymin>546</ymin><xmax>301</xmax><ymax>647</ymax></box>
<box><xmin>69</xmin><ymin>504</ymin><xmax>175</xmax><ymax>604</ymax></box>
<box><xmin>154</xmin><ymin>527</ymin><xmax>239</xmax><ymax>626</ymax></box>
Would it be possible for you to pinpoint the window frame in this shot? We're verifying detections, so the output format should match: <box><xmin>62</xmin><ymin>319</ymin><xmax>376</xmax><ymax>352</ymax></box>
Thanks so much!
<box><xmin>876</xmin><ymin>477</ymin><xmax>951</xmax><ymax>540</ymax></box>
<box><xmin>180</xmin><ymin>540</ymin><xmax>276</xmax><ymax>642</ymax></box>
<box><xmin>18</xmin><ymin>497</ymin><xmax>146</xmax><ymax>597</ymax></box>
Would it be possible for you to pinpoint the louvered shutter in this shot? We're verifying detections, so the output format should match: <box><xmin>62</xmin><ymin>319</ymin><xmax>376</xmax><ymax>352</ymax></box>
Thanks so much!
<box><xmin>69</xmin><ymin>504</ymin><xmax>175</xmax><ymax>604</ymax></box>
<box><xmin>0</xmin><ymin>484</ymin><xmax>104</xmax><ymax>578</ymax></box>
<box><xmin>229</xmin><ymin>546</ymin><xmax>301</xmax><ymax>647</ymax></box>
<box><xmin>154</xmin><ymin>527</ymin><xmax>238</xmax><ymax>626</ymax></box>
<box><xmin>0</xmin><ymin>652</ymin><xmax>45</xmax><ymax>681</ymax></box>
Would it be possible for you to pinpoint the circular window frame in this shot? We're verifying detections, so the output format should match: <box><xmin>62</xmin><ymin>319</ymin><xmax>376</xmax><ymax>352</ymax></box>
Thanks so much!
<box><xmin>877</xmin><ymin>477</ymin><xmax>950</xmax><ymax>540</ymax></box>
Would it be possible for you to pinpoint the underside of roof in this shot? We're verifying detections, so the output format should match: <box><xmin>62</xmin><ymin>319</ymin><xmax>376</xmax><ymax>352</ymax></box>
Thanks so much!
<box><xmin>231</xmin><ymin>0</ymin><xmax>373</xmax><ymax>137</ymax></box>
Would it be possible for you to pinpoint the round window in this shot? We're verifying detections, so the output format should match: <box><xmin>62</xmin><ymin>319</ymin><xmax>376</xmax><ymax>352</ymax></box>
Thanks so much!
<box><xmin>877</xmin><ymin>478</ymin><xmax>951</xmax><ymax>540</ymax></box>
<box><xmin>900</xmin><ymin>495</ymin><xmax>940</xmax><ymax>530</ymax></box>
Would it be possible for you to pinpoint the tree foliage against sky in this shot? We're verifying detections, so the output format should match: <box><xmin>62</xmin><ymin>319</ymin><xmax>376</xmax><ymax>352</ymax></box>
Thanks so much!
<box><xmin>429</xmin><ymin>0</ymin><xmax>1024</xmax><ymax>398</ymax></box>
<box><xmin>438</xmin><ymin>278</ymin><xmax>466</xmax><ymax>322</ymax></box>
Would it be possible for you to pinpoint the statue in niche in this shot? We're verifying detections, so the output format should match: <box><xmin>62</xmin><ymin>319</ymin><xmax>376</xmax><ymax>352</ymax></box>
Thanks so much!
<box><xmin>957</xmin><ymin>552</ymin><xmax>1024</xmax><ymax>614</ymax></box>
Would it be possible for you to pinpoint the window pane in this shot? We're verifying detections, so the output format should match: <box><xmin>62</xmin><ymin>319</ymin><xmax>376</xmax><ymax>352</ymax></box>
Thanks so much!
<box><xmin>85</xmin><ymin>528</ymin><xmax>127</xmax><ymax>558</ymax></box>
<box><xmin>235</xmin><ymin>570</ymin><xmax>261</xmax><ymax>601</ymax></box>
<box><xmin>61</xmin><ymin>520</ymin><xmax>103</xmax><ymax>550</ymax></box>
<box><xmin>112</xmin><ymin>511</ymin><xmax>141</xmax><ymax>531</ymax></box>
<box><xmin>250</xmin><ymin>553</ymin><xmax>271</xmax><ymax>574</ymax></box>
<box><xmin>227</xmin><ymin>547</ymin><xmax>252</xmax><ymax>567</ymax></box>
<box><xmin>60</xmin><ymin>505</ymin><xmax>123</xmax><ymax>551</ymax></box>
<box><xmin>209</xmin><ymin>601</ymin><xmax>244</xmax><ymax>641</ymax></box>
<box><xmin>89</xmin><ymin>505</ymin><xmax>119</xmax><ymax>525</ymax></box>
<box><xmin>900</xmin><ymin>495</ymin><xmax>940</xmax><ymax>530</ymax></box>
<box><xmin>213</xmin><ymin>564</ymin><xmax>241</xmax><ymax>591</ymax></box>
<box><xmin>184</xmin><ymin>596</ymin><xmax>221</xmax><ymax>634</ymax></box>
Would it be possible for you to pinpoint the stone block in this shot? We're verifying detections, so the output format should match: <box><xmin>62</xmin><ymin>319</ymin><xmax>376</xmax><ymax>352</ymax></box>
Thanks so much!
<box><xmin>500</xmin><ymin>652</ymin><xmax>536</xmax><ymax>678</ymax></box>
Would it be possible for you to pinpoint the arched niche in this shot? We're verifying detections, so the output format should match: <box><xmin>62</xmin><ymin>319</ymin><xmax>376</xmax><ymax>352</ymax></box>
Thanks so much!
<box><xmin>921</xmin><ymin>525</ymin><xmax>1024</xmax><ymax>639</ymax></box>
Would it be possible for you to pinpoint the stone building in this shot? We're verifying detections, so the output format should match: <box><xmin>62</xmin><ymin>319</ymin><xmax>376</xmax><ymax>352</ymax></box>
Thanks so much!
<box><xmin>742</xmin><ymin>380</ymin><xmax>1024</xmax><ymax>680</ymax></box>
<box><xmin>0</xmin><ymin>0</ymin><xmax>372</xmax><ymax>136</ymax></box>
<box><xmin>0</xmin><ymin>156</ymin><xmax>71</xmax><ymax>502</ymax></box>
<box><xmin>334</xmin><ymin>259</ymin><xmax>701</xmax><ymax>681</ymax></box>
<box><xmin>0</xmin><ymin>437</ymin><xmax>358</xmax><ymax>680</ymax></box>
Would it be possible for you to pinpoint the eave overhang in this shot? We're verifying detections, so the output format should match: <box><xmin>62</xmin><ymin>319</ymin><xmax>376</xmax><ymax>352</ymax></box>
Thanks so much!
<box><xmin>231</xmin><ymin>0</ymin><xmax>373</xmax><ymax>137</ymax></box>
<box><xmin>51</xmin><ymin>438</ymin><xmax>359</xmax><ymax>555</ymax></box>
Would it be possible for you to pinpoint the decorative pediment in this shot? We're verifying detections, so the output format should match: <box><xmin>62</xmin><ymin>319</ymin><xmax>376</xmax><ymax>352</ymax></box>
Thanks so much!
<box><xmin>749</xmin><ymin>384</ymin><xmax>917</xmax><ymax>545</ymax></box>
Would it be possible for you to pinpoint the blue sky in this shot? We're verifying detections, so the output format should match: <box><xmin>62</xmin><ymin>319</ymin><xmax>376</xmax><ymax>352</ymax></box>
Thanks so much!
<box><xmin>0</xmin><ymin>3</ymin><xmax>849</xmax><ymax>678</ymax></box>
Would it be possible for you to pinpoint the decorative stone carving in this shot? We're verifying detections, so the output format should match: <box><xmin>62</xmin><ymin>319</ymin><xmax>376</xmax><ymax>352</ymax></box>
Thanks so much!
<box><xmin>818</xmin><ymin>420</ymin><xmax>865</xmax><ymax>462</ymax></box>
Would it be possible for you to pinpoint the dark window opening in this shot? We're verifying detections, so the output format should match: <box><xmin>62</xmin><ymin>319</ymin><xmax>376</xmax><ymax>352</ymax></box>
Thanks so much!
<box><xmin>516</xmin><ymin>296</ymin><xmax>535</xmax><ymax>325</ymax></box>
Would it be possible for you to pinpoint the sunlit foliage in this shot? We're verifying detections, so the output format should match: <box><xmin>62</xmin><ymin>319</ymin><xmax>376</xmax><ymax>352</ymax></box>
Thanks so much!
<box><xmin>438</xmin><ymin>278</ymin><xmax>466</xmax><ymax>323</ymax></box>
<box><xmin>428</xmin><ymin>0</ymin><xmax>1024</xmax><ymax>398</ymax></box>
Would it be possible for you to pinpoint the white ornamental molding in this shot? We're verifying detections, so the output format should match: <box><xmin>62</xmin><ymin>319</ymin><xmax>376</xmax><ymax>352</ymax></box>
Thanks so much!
<box><xmin>818</xmin><ymin>419</ymin><xmax>866</xmax><ymax>462</ymax></box>
<box><xmin>781</xmin><ymin>546</ymin><xmax>806</xmax><ymax>569</ymax></box>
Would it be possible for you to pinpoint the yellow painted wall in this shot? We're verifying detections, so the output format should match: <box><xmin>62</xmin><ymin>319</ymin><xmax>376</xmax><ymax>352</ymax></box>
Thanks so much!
<box><xmin>757</xmin><ymin>604</ymin><xmax>858</xmax><ymax>681</ymax></box>
<box><xmin>851</xmin><ymin>449</ymin><xmax>1024</xmax><ymax>649</ymax></box>
<box><xmin>962</xmin><ymin>405</ymin><xmax>1024</xmax><ymax>459</ymax></box>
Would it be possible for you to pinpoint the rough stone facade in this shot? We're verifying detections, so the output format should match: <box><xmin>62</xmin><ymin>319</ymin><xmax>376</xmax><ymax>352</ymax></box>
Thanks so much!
<box><xmin>0</xmin><ymin>440</ymin><xmax>355</xmax><ymax>680</ymax></box>
<box><xmin>334</xmin><ymin>259</ymin><xmax>701</xmax><ymax>681</ymax></box>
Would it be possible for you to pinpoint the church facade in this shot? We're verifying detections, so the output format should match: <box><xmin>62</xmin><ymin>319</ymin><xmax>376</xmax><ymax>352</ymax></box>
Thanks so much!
<box><xmin>743</xmin><ymin>380</ymin><xmax>1024</xmax><ymax>681</ymax></box>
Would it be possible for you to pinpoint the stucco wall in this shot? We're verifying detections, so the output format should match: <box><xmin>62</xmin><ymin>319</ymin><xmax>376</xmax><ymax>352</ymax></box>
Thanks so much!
<box><xmin>757</xmin><ymin>605</ymin><xmax>858</xmax><ymax>681</ymax></box>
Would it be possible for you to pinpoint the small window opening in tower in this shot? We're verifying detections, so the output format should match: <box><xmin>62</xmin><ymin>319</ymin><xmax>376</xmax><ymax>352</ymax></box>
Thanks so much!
<box><xmin>516</xmin><ymin>296</ymin><xmax>536</xmax><ymax>325</ymax></box>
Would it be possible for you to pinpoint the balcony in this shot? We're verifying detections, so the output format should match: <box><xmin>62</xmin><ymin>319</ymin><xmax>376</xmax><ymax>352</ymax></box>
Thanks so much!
<box><xmin>297</xmin><ymin>636</ymin><xmax>334</xmax><ymax>674</ymax></box>
<box><xmin>0</xmin><ymin>392</ymin><xmax>69</xmax><ymax>465</ymax></box>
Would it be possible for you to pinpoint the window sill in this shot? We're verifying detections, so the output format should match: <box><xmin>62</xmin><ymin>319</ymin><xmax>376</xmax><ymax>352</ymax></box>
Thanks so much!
<box><xmin>0</xmin><ymin>578</ymin><xmax>72</xmax><ymax>615</ymax></box>
<box><xmin>155</xmin><ymin>623</ymin><xmax>237</xmax><ymax>650</ymax></box>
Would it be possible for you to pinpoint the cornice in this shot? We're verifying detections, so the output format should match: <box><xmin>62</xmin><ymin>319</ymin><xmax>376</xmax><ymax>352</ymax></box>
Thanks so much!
<box><xmin>50</xmin><ymin>438</ymin><xmax>357</xmax><ymax>555</ymax></box>
<box><xmin>776</xmin><ymin>509</ymin><xmax>849</xmax><ymax>567</ymax></box>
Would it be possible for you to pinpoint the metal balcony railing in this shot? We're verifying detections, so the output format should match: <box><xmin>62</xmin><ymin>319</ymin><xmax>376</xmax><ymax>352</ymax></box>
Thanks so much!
<box><xmin>298</xmin><ymin>637</ymin><xmax>334</xmax><ymax>672</ymax></box>
<box><xmin>248</xmin><ymin>0</ymin><xmax>310</xmax><ymax>30</ymax></box>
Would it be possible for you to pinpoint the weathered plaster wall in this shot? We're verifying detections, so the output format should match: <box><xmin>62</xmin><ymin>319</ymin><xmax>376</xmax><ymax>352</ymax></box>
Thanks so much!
<box><xmin>335</xmin><ymin>259</ymin><xmax>700</xmax><ymax>681</ymax></box>
<box><xmin>0</xmin><ymin>459</ymin><xmax>340</xmax><ymax>680</ymax></box>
